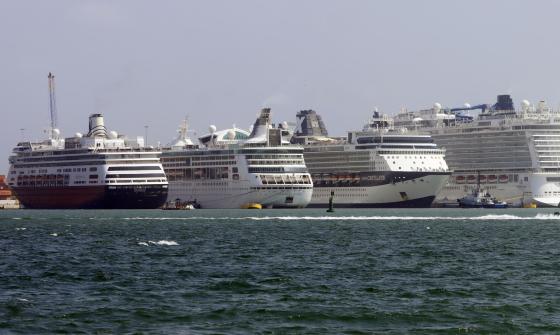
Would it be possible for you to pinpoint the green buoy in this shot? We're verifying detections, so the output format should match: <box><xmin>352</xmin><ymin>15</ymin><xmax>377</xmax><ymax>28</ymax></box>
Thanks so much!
<box><xmin>326</xmin><ymin>191</ymin><xmax>335</xmax><ymax>213</ymax></box>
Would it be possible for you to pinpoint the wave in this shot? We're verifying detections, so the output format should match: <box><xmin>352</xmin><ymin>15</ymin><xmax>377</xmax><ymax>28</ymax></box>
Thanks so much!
<box><xmin>138</xmin><ymin>240</ymin><xmax>179</xmax><ymax>246</ymax></box>
<box><xmin>122</xmin><ymin>214</ymin><xmax>560</xmax><ymax>221</ymax></box>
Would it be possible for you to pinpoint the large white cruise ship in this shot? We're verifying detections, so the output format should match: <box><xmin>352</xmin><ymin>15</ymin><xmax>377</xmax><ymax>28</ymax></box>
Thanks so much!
<box><xmin>393</xmin><ymin>95</ymin><xmax>560</xmax><ymax>207</ymax></box>
<box><xmin>7</xmin><ymin>114</ymin><xmax>168</xmax><ymax>209</ymax></box>
<box><xmin>160</xmin><ymin>109</ymin><xmax>313</xmax><ymax>208</ymax></box>
<box><xmin>291</xmin><ymin>110</ymin><xmax>450</xmax><ymax>207</ymax></box>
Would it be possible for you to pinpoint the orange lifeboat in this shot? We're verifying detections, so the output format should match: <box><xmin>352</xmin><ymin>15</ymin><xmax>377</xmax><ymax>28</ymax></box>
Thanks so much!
<box><xmin>488</xmin><ymin>175</ymin><xmax>497</xmax><ymax>183</ymax></box>
<box><xmin>466</xmin><ymin>175</ymin><xmax>477</xmax><ymax>184</ymax></box>
<box><xmin>499</xmin><ymin>175</ymin><xmax>509</xmax><ymax>183</ymax></box>
<box><xmin>0</xmin><ymin>175</ymin><xmax>13</xmax><ymax>200</ymax></box>
<box><xmin>455</xmin><ymin>176</ymin><xmax>465</xmax><ymax>184</ymax></box>
<box><xmin>478</xmin><ymin>175</ymin><xmax>487</xmax><ymax>183</ymax></box>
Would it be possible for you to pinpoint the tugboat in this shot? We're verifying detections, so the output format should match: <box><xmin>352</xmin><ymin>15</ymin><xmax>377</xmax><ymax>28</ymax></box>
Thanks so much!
<box><xmin>457</xmin><ymin>172</ymin><xmax>508</xmax><ymax>208</ymax></box>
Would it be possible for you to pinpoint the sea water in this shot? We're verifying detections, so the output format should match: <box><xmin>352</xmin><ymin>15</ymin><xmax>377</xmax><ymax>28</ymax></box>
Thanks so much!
<box><xmin>1</xmin><ymin>208</ymin><xmax>560</xmax><ymax>334</ymax></box>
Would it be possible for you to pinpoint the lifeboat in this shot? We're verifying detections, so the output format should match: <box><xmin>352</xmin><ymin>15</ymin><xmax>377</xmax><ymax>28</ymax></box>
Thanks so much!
<box><xmin>498</xmin><ymin>175</ymin><xmax>509</xmax><ymax>183</ymax></box>
<box><xmin>241</xmin><ymin>203</ymin><xmax>262</xmax><ymax>209</ymax></box>
<box><xmin>466</xmin><ymin>175</ymin><xmax>477</xmax><ymax>183</ymax></box>
<box><xmin>488</xmin><ymin>175</ymin><xmax>497</xmax><ymax>183</ymax></box>
<box><xmin>478</xmin><ymin>175</ymin><xmax>487</xmax><ymax>183</ymax></box>
<box><xmin>455</xmin><ymin>176</ymin><xmax>465</xmax><ymax>184</ymax></box>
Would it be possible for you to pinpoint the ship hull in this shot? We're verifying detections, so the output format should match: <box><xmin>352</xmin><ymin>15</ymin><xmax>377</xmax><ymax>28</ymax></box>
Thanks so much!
<box><xmin>307</xmin><ymin>195</ymin><xmax>436</xmax><ymax>208</ymax></box>
<box><xmin>458</xmin><ymin>204</ymin><xmax>508</xmax><ymax>209</ymax></box>
<box><xmin>13</xmin><ymin>185</ymin><xmax>168</xmax><ymax>209</ymax></box>
<box><xmin>308</xmin><ymin>172</ymin><xmax>449</xmax><ymax>208</ymax></box>
<box><xmin>167</xmin><ymin>181</ymin><xmax>313</xmax><ymax>209</ymax></box>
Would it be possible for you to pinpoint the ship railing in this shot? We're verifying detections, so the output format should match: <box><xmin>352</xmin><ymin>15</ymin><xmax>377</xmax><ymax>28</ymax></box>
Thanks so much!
<box><xmin>94</xmin><ymin>147</ymin><xmax>163</xmax><ymax>154</ymax></box>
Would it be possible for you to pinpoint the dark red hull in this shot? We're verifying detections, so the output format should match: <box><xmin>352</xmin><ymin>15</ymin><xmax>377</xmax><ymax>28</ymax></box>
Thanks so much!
<box><xmin>12</xmin><ymin>185</ymin><xmax>168</xmax><ymax>209</ymax></box>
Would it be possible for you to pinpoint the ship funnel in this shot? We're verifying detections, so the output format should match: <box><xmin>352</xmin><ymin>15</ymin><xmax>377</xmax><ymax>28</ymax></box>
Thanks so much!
<box><xmin>246</xmin><ymin>108</ymin><xmax>272</xmax><ymax>142</ymax></box>
<box><xmin>87</xmin><ymin>113</ymin><xmax>107</xmax><ymax>138</ymax></box>
<box><xmin>294</xmin><ymin>110</ymin><xmax>329</xmax><ymax>137</ymax></box>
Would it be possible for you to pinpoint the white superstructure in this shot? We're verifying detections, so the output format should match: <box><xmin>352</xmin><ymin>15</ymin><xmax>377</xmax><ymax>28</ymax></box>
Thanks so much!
<box><xmin>394</xmin><ymin>95</ymin><xmax>560</xmax><ymax>207</ymax></box>
<box><xmin>160</xmin><ymin>109</ymin><xmax>313</xmax><ymax>209</ymax></box>
<box><xmin>292</xmin><ymin>110</ymin><xmax>450</xmax><ymax>207</ymax></box>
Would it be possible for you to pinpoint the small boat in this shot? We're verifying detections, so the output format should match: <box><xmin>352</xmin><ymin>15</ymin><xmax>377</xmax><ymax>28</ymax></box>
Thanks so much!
<box><xmin>458</xmin><ymin>171</ymin><xmax>507</xmax><ymax>208</ymax></box>
<box><xmin>162</xmin><ymin>199</ymin><xmax>196</xmax><ymax>210</ymax></box>
<box><xmin>455</xmin><ymin>176</ymin><xmax>465</xmax><ymax>184</ymax></box>
<box><xmin>457</xmin><ymin>188</ymin><xmax>508</xmax><ymax>208</ymax></box>
<box><xmin>488</xmin><ymin>175</ymin><xmax>497</xmax><ymax>183</ymax></box>
<box><xmin>478</xmin><ymin>175</ymin><xmax>487</xmax><ymax>183</ymax></box>
<box><xmin>466</xmin><ymin>175</ymin><xmax>477</xmax><ymax>183</ymax></box>
<box><xmin>498</xmin><ymin>175</ymin><xmax>509</xmax><ymax>183</ymax></box>
<box><xmin>241</xmin><ymin>203</ymin><xmax>262</xmax><ymax>209</ymax></box>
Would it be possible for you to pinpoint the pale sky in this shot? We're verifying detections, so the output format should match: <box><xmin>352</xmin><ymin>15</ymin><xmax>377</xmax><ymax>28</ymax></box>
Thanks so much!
<box><xmin>2</xmin><ymin>0</ymin><xmax>560</xmax><ymax>173</ymax></box>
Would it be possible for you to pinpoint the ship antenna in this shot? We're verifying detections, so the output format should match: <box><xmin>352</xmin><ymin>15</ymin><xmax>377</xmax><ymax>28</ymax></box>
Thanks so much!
<box><xmin>48</xmin><ymin>72</ymin><xmax>58</xmax><ymax>138</ymax></box>
<box><xmin>179</xmin><ymin>116</ymin><xmax>189</xmax><ymax>140</ymax></box>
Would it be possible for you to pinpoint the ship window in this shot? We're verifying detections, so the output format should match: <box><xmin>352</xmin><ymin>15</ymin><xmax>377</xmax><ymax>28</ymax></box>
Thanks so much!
<box><xmin>89</xmin><ymin>174</ymin><xmax>98</xmax><ymax>179</ymax></box>
<box><xmin>107</xmin><ymin>166</ymin><xmax>162</xmax><ymax>171</ymax></box>
<box><xmin>90</xmin><ymin>167</ymin><xmax>97</xmax><ymax>171</ymax></box>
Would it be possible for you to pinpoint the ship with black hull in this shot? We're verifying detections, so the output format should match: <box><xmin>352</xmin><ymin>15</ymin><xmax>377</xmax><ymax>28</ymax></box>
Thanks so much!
<box><xmin>7</xmin><ymin>114</ymin><xmax>168</xmax><ymax>209</ymax></box>
<box><xmin>291</xmin><ymin>110</ymin><xmax>450</xmax><ymax>207</ymax></box>
<box><xmin>6</xmin><ymin>74</ymin><xmax>168</xmax><ymax>209</ymax></box>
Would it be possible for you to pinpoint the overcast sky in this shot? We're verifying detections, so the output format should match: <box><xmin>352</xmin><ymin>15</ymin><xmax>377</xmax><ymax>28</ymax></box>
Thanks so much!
<box><xmin>2</xmin><ymin>0</ymin><xmax>560</xmax><ymax>173</ymax></box>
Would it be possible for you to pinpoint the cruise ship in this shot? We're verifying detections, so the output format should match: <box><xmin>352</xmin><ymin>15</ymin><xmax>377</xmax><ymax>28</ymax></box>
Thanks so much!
<box><xmin>7</xmin><ymin>74</ymin><xmax>168</xmax><ymax>209</ymax></box>
<box><xmin>291</xmin><ymin>110</ymin><xmax>451</xmax><ymax>207</ymax></box>
<box><xmin>393</xmin><ymin>94</ymin><xmax>560</xmax><ymax>207</ymax></box>
<box><xmin>160</xmin><ymin>109</ymin><xmax>313</xmax><ymax>209</ymax></box>
<box><xmin>7</xmin><ymin>114</ymin><xmax>168</xmax><ymax>209</ymax></box>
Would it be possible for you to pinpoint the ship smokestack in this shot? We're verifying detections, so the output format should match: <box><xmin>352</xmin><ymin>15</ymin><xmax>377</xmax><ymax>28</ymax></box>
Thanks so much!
<box><xmin>88</xmin><ymin>113</ymin><xmax>107</xmax><ymax>138</ymax></box>
<box><xmin>248</xmin><ymin>108</ymin><xmax>271</xmax><ymax>139</ymax></box>
<box><xmin>294</xmin><ymin>110</ymin><xmax>329</xmax><ymax>137</ymax></box>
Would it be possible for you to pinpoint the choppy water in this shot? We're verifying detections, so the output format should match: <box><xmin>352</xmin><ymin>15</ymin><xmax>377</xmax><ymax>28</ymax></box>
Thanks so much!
<box><xmin>2</xmin><ymin>208</ymin><xmax>560</xmax><ymax>334</ymax></box>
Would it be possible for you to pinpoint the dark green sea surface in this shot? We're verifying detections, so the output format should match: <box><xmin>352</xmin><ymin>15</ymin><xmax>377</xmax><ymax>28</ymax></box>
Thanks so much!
<box><xmin>1</xmin><ymin>208</ymin><xmax>560</xmax><ymax>334</ymax></box>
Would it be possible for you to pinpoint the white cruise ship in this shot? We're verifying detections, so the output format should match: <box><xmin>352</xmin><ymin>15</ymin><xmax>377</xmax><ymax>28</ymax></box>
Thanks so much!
<box><xmin>160</xmin><ymin>109</ymin><xmax>313</xmax><ymax>209</ymax></box>
<box><xmin>393</xmin><ymin>95</ymin><xmax>560</xmax><ymax>207</ymax></box>
<box><xmin>7</xmin><ymin>114</ymin><xmax>168</xmax><ymax>209</ymax></box>
<box><xmin>292</xmin><ymin>110</ymin><xmax>450</xmax><ymax>207</ymax></box>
